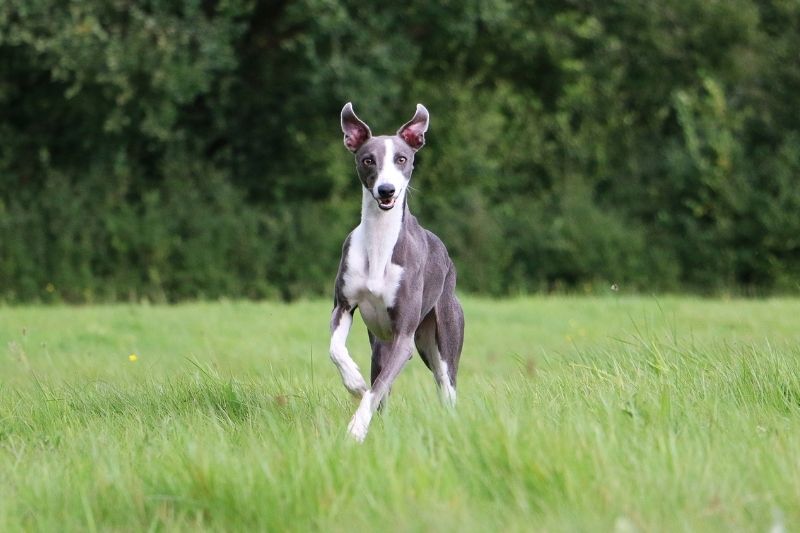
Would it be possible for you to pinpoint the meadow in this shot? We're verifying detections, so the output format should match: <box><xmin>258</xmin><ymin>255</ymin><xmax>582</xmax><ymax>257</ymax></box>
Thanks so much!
<box><xmin>1</xmin><ymin>296</ymin><xmax>799</xmax><ymax>531</ymax></box>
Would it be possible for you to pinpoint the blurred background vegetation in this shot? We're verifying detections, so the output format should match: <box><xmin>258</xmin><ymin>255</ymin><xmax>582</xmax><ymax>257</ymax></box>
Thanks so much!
<box><xmin>1</xmin><ymin>0</ymin><xmax>799</xmax><ymax>302</ymax></box>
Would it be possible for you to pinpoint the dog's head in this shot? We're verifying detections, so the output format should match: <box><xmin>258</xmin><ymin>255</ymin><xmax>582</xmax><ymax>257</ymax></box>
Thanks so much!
<box><xmin>340</xmin><ymin>103</ymin><xmax>429</xmax><ymax>211</ymax></box>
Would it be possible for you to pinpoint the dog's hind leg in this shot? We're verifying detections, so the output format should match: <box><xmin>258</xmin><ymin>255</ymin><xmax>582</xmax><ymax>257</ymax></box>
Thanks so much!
<box><xmin>415</xmin><ymin>309</ymin><xmax>452</xmax><ymax>405</ymax></box>
<box><xmin>432</xmin><ymin>270</ymin><xmax>464</xmax><ymax>405</ymax></box>
<box><xmin>415</xmin><ymin>302</ymin><xmax>461</xmax><ymax>407</ymax></box>
<box><xmin>414</xmin><ymin>310</ymin><xmax>436</xmax><ymax>373</ymax></box>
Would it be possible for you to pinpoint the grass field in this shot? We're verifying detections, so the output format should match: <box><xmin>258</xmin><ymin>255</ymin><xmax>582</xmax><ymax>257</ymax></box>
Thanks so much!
<box><xmin>1</xmin><ymin>296</ymin><xmax>799</xmax><ymax>531</ymax></box>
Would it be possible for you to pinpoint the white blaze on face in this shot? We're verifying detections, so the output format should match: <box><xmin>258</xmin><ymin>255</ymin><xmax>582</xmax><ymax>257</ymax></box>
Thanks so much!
<box><xmin>373</xmin><ymin>139</ymin><xmax>407</xmax><ymax>199</ymax></box>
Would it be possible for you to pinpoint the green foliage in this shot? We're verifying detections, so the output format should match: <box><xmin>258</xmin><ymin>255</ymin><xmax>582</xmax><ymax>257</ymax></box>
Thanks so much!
<box><xmin>1</xmin><ymin>0</ymin><xmax>799</xmax><ymax>301</ymax></box>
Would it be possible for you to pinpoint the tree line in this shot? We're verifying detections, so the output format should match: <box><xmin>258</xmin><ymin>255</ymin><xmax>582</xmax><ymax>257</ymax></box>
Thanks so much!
<box><xmin>1</xmin><ymin>0</ymin><xmax>799</xmax><ymax>302</ymax></box>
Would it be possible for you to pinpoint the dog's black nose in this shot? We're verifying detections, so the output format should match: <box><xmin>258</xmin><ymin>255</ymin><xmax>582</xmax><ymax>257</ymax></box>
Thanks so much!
<box><xmin>377</xmin><ymin>184</ymin><xmax>395</xmax><ymax>199</ymax></box>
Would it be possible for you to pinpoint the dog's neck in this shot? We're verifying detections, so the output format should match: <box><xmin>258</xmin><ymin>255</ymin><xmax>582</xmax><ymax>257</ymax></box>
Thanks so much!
<box><xmin>360</xmin><ymin>187</ymin><xmax>407</xmax><ymax>278</ymax></box>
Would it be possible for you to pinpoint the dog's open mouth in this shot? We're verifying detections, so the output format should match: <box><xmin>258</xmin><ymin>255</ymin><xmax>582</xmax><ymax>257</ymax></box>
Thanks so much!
<box><xmin>377</xmin><ymin>197</ymin><xmax>397</xmax><ymax>210</ymax></box>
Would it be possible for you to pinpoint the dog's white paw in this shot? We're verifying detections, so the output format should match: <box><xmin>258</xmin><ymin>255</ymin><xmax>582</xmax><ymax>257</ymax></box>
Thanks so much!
<box><xmin>347</xmin><ymin>391</ymin><xmax>374</xmax><ymax>443</ymax></box>
<box><xmin>347</xmin><ymin>416</ymin><xmax>368</xmax><ymax>443</ymax></box>
<box><xmin>342</xmin><ymin>370</ymin><xmax>368</xmax><ymax>398</ymax></box>
<box><xmin>440</xmin><ymin>382</ymin><xmax>457</xmax><ymax>408</ymax></box>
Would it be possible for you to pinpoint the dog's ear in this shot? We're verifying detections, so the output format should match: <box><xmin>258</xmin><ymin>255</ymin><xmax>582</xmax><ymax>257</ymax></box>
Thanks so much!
<box><xmin>397</xmin><ymin>104</ymin><xmax>429</xmax><ymax>151</ymax></box>
<box><xmin>341</xmin><ymin>102</ymin><xmax>372</xmax><ymax>153</ymax></box>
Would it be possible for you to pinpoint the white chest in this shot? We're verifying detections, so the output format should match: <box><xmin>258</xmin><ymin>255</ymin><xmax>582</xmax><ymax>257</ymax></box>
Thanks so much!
<box><xmin>341</xmin><ymin>208</ymin><xmax>405</xmax><ymax>340</ymax></box>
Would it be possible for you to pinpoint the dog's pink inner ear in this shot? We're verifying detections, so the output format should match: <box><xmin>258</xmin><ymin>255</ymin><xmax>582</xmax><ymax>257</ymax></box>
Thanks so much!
<box><xmin>398</xmin><ymin>105</ymin><xmax>429</xmax><ymax>150</ymax></box>
<box><xmin>344</xmin><ymin>125</ymin><xmax>370</xmax><ymax>152</ymax></box>
<box><xmin>399</xmin><ymin>127</ymin><xmax>425</xmax><ymax>150</ymax></box>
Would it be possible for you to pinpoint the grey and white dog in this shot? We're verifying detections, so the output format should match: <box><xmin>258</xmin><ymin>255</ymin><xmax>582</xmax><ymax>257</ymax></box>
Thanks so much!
<box><xmin>329</xmin><ymin>102</ymin><xmax>465</xmax><ymax>442</ymax></box>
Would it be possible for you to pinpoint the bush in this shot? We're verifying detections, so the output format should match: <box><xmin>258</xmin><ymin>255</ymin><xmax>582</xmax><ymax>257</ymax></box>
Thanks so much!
<box><xmin>1</xmin><ymin>0</ymin><xmax>799</xmax><ymax>301</ymax></box>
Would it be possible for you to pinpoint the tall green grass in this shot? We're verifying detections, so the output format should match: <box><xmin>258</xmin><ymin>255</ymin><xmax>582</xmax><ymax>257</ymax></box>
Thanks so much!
<box><xmin>1</xmin><ymin>297</ymin><xmax>799</xmax><ymax>531</ymax></box>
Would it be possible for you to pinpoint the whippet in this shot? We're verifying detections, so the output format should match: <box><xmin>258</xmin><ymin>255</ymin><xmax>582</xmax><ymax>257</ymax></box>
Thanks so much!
<box><xmin>329</xmin><ymin>102</ymin><xmax>465</xmax><ymax>442</ymax></box>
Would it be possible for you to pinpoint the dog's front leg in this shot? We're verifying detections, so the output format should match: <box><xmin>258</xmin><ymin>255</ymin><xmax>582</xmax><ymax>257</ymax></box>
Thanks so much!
<box><xmin>329</xmin><ymin>305</ymin><xmax>368</xmax><ymax>398</ymax></box>
<box><xmin>347</xmin><ymin>335</ymin><xmax>413</xmax><ymax>442</ymax></box>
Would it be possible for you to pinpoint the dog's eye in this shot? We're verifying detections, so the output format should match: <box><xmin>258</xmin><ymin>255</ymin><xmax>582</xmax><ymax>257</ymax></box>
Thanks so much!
<box><xmin>362</xmin><ymin>158</ymin><xmax>375</xmax><ymax>166</ymax></box>
<box><xmin>396</xmin><ymin>156</ymin><xmax>407</xmax><ymax>164</ymax></box>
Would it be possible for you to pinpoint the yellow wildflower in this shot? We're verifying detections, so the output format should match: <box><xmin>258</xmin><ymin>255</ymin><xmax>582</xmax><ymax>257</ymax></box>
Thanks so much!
<box><xmin>128</xmin><ymin>354</ymin><xmax>138</xmax><ymax>362</ymax></box>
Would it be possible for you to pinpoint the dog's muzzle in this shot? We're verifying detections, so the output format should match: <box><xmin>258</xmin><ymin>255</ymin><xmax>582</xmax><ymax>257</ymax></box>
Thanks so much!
<box><xmin>375</xmin><ymin>184</ymin><xmax>398</xmax><ymax>210</ymax></box>
<box><xmin>377</xmin><ymin>196</ymin><xmax>397</xmax><ymax>210</ymax></box>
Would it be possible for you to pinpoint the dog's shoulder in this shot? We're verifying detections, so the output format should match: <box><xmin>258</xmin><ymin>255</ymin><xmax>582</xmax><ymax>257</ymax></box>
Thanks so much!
<box><xmin>333</xmin><ymin>231</ymin><xmax>355</xmax><ymax>300</ymax></box>
<box><xmin>340</xmin><ymin>230</ymin><xmax>354</xmax><ymax>255</ymax></box>
<box><xmin>422</xmin><ymin>227</ymin><xmax>453</xmax><ymax>263</ymax></box>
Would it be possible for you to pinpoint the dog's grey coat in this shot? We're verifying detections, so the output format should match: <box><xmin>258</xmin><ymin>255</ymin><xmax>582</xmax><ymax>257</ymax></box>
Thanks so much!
<box><xmin>330</xmin><ymin>103</ymin><xmax>464</xmax><ymax>440</ymax></box>
<box><xmin>333</xmin><ymin>200</ymin><xmax>464</xmax><ymax>384</ymax></box>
